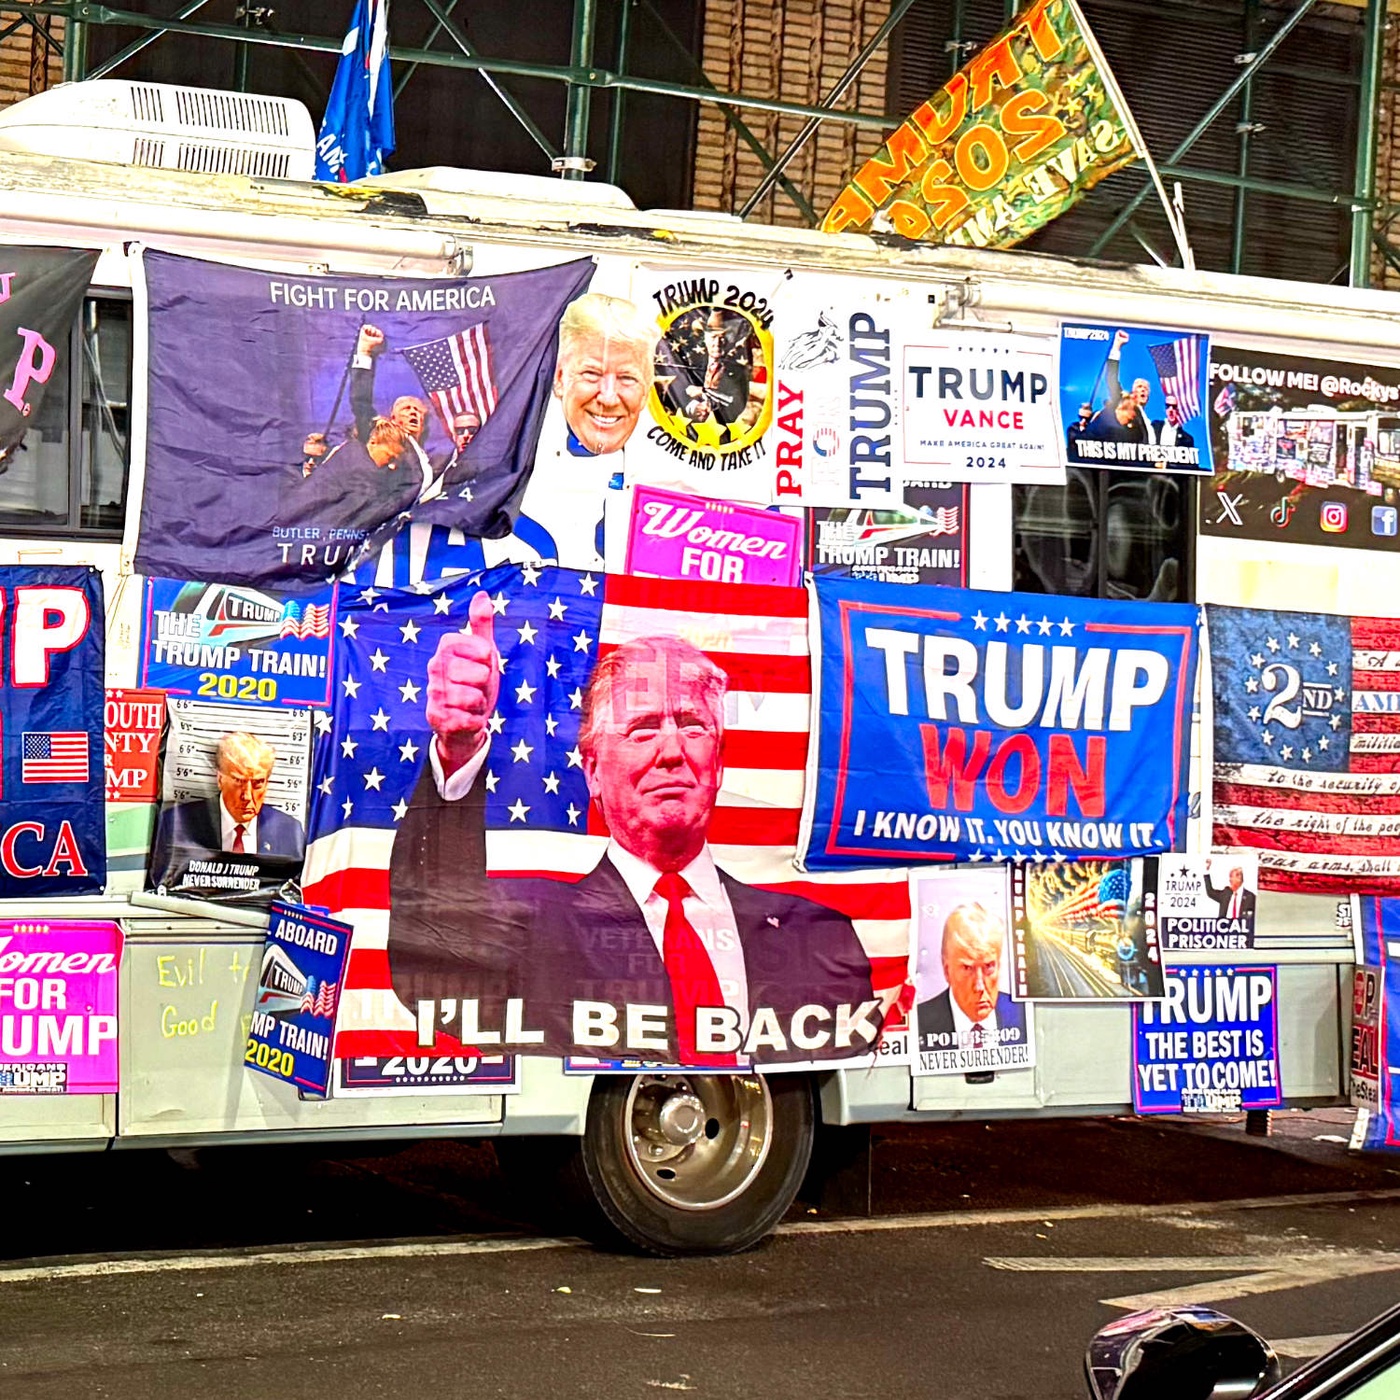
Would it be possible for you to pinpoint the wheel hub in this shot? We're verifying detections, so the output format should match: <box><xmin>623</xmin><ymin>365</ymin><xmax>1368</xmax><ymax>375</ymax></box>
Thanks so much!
<box><xmin>654</xmin><ymin>1091</ymin><xmax>706</xmax><ymax>1146</ymax></box>
<box><xmin>623</xmin><ymin>1073</ymin><xmax>774</xmax><ymax>1212</ymax></box>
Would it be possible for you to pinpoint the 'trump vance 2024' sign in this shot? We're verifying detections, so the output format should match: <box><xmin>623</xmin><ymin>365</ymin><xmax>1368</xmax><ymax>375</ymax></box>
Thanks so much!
<box><xmin>799</xmin><ymin>577</ymin><xmax>1199</xmax><ymax>870</ymax></box>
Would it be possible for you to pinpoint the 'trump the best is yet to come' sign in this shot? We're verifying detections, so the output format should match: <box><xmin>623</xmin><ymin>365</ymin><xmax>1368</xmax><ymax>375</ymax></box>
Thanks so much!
<box><xmin>799</xmin><ymin>576</ymin><xmax>1199</xmax><ymax>869</ymax></box>
<box><xmin>1133</xmin><ymin>965</ymin><xmax>1281</xmax><ymax>1115</ymax></box>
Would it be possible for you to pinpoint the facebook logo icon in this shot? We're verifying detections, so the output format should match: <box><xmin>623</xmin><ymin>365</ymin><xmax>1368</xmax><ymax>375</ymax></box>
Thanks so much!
<box><xmin>1373</xmin><ymin>505</ymin><xmax>1399</xmax><ymax>537</ymax></box>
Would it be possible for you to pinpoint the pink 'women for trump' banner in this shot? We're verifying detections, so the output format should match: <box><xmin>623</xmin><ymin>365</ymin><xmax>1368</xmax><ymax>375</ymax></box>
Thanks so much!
<box><xmin>625</xmin><ymin>484</ymin><xmax>803</xmax><ymax>587</ymax></box>
<box><xmin>0</xmin><ymin>920</ymin><xmax>123</xmax><ymax>1094</ymax></box>
<box><xmin>301</xmin><ymin>567</ymin><xmax>908</xmax><ymax>1067</ymax></box>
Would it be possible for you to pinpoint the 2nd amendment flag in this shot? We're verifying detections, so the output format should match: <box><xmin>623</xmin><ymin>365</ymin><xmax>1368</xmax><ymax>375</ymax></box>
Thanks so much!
<box><xmin>0</xmin><ymin>247</ymin><xmax>100</xmax><ymax>467</ymax></box>
<box><xmin>822</xmin><ymin>0</ymin><xmax>1143</xmax><ymax>250</ymax></box>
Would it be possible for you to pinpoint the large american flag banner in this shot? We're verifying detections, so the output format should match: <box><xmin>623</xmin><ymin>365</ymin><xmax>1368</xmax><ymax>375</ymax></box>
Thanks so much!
<box><xmin>1209</xmin><ymin>603</ymin><xmax>1400</xmax><ymax>894</ymax></box>
<box><xmin>1147</xmin><ymin>336</ymin><xmax>1203</xmax><ymax>421</ymax></box>
<box><xmin>401</xmin><ymin>324</ymin><xmax>499</xmax><ymax>442</ymax></box>
<box><xmin>302</xmin><ymin>565</ymin><xmax>909</xmax><ymax>1057</ymax></box>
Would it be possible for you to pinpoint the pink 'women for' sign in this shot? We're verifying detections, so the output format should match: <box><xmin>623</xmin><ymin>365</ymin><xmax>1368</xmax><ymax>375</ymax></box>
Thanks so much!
<box><xmin>625</xmin><ymin>484</ymin><xmax>803</xmax><ymax>587</ymax></box>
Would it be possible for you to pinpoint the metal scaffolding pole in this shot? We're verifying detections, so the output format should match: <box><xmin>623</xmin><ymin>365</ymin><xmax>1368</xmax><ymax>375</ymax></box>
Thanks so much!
<box><xmin>86</xmin><ymin>0</ymin><xmax>209</xmax><ymax>80</ymax></box>
<box><xmin>1230</xmin><ymin>0</ymin><xmax>1258</xmax><ymax>275</ymax></box>
<box><xmin>606</xmin><ymin>0</ymin><xmax>633</xmax><ymax>185</ymax></box>
<box><xmin>416</xmin><ymin>0</ymin><xmax>558</xmax><ymax>162</ymax></box>
<box><xmin>737</xmin><ymin>0</ymin><xmax>918</xmax><ymax>219</ymax></box>
<box><xmin>3</xmin><ymin>3</ymin><xmax>900</xmax><ymax>131</ymax></box>
<box><xmin>635</xmin><ymin>0</ymin><xmax>817</xmax><ymax>221</ymax></box>
<box><xmin>60</xmin><ymin>4</ymin><xmax>85</xmax><ymax>81</ymax></box>
<box><xmin>561</xmin><ymin>0</ymin><xmax>597</xmax><ymax>178</ymax></box>
<box><xmin>1088</xmin><ymin>0</ymin><xmax>1318</xmax><ymax>258</ymax></box>
<box><xmin>1351</xmin><ymin>0</ymin><xmax>1386</xmax><ymax>287</ymax></box>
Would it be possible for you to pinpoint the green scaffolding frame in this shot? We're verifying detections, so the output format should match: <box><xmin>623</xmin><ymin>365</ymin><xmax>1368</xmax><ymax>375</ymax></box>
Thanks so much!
<box><xmin>0</xmin><ymin>0</ymin><xmax>1391</xmax><ymax>286</ymax></box>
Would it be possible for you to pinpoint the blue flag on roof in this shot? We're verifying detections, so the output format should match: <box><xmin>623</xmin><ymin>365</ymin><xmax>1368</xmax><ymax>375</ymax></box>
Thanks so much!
<box><xmin>315</xmin><ymin>0</ymin><xmax>395</xmax><ymax>183</ymax></box>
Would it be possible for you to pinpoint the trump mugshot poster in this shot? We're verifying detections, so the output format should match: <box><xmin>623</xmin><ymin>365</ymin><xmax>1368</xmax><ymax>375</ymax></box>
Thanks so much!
<box><xmin>300</xmin><ymin>566</ymin><xmax>906</xmax><ymax>1067</ymax></box>
<box><xmin>909</xmin><ymin>866</ymin><xmax>1033</xmax><ymax>1076</ymax></box>
<box><xmin>133</xmin><ymin>249</ymin><xmax>594</xmax><ymax>594</ymax></box>
<box><xmin>147</xmin><ymin>699</ymin><xmax>311</xmax><ymax>908</ymax></box>
<box><xmin>798</xmin><ymin>575</ymin><xmax>1200</xmax><ymax>871</ymax></box>
<box><xmin>1059</xmin><ymin>323</ymin><xmax>1212</xmax><ymax>473</ymax></box>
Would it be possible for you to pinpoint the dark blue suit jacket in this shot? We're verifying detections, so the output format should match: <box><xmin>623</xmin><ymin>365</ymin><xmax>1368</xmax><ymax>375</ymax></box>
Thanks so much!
<box><xmin>152</xmin><ymin>798</ymin><xmax>305</xmax><ymax>865</ymax></box>
<box><xmin>387</xmin><ymin>764</ymin><xmax>878</xmax><ymax>1064</ymax></box>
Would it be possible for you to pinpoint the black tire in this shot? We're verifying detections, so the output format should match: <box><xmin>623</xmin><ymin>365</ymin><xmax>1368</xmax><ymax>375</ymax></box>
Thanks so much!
<box><xmin>567</xmin><ymin>1072</ymin><xmax>816</xmax><ymax>1257</ymax></box>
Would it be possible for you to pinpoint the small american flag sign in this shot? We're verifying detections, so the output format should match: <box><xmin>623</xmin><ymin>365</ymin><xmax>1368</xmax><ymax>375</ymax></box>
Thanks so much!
<box><xmin>22</xmin><ymin>731</ymin><xmax>90</xmax><ymax>783</ymax></box>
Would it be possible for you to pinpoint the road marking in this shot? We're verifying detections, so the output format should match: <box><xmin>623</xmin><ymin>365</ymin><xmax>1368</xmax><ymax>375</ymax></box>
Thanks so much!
<box><xmin>1273</xmin><ymin>1334</ymin><xmax>1350</xmax><ymax>1359</ymax></box>
<box><xmin>1102</xmin><ymin>1253</ymin><xmax>1400</xmax><ymax>1310</ymax></box>
<box><xmin>0</xmin><ymin>1186</ymin><xmax>1398</xmax><ymax>1286</ymax></box>
<box><xmin>0</xmin><ymin>1234</ymin><xmax>585</xmax><ymax>1284</ymax></box>
<box><xmin>985</xmin><ymin>1254</ymin><xmax>1388</xmax><ymax>1273</ymax></box>
<box><xmin>777</xmin><ymin>1187</ymin><xmax>1400</xmax><ymax>1238</ymax></box>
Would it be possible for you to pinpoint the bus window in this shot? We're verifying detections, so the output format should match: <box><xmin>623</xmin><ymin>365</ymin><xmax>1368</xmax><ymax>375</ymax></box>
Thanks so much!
<box><xmin>0</xmin><ymin>295</ymin><xmax>131</xmax><ymax>538</ymax></box>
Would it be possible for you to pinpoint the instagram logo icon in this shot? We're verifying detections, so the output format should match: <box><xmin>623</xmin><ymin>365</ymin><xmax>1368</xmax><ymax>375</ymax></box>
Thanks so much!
<box><xmin>1321</xmin><ymin>501</ymin><xmax>1349</xmax><ymax>533</ymax></box>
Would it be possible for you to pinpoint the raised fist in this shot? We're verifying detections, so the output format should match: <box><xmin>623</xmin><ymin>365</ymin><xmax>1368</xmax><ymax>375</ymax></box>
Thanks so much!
<box><xmin>357</xmin><ymin>324</ymin><xmax>386</xmax><ymax>358</ymax></box>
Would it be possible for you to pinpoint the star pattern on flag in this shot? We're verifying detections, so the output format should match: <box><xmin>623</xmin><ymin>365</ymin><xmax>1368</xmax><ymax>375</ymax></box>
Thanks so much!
<box><xmin>307</xmin><ymin>564</ymin><xmax>603</xmax><ymax>842</ymax></box>
<box><xmin>1215</xmin><ymin>609</ymin><xmax>1350</xmax><ymax>773</ymax></box>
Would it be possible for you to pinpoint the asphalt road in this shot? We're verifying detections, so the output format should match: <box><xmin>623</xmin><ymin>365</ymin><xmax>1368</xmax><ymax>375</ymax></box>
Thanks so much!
<box><xmin>0</xmin><ymin>1111</ymin><xmax>1397</xmax><ymax>1399</ymax></box>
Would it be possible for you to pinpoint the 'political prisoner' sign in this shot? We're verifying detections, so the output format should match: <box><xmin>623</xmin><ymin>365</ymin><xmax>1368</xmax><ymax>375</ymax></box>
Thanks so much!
<box><xmin>799</xmin><ymin>575</ymin><xmax>1199</xmax><ymax>869</ymax></box>
<box><xmin>1132</xmin><ymin>965</ymin><xmax>1281</xmax><ymax>1115</ymax></box>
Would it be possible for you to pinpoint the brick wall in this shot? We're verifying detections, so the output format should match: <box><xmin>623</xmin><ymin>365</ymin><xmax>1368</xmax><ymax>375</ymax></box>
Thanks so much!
<box><xmin>1374</xmin><ymin>14</ymin><xmax>1400</xmax><ymax>288</ymax></box>
<box><xmin>0</xmin><ymin>10</ymin><xmax>63</xmax><ymax>108</ymax></box>
<box><xmin>690</xmin><ymin>0</ymin><xmax>892</xmax><ymax>226</ymax></box>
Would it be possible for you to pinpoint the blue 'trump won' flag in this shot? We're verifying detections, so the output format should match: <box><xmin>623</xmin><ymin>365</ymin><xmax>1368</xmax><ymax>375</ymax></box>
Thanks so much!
<box><xmin>315</xmin><ymin>0</ymin><xmax>395</xmax><ymax>183</ymax></box>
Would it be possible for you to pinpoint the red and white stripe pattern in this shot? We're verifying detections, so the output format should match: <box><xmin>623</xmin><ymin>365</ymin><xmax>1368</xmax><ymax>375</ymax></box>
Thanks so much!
<box><xmin>400</xmin><ymin>323</ymin><xmax>499</xmax><ymax>444</ymax></box>
<box><xmin>279</xmin><ymin>602</ymin><xmax>332</xmax><ymax>640</ymax></box>
<box><xmin>304</xmin><ymin>572</ymin><xmax>910</xmax><ymax>1057</ymax></box>
<box><xmin>1213</xmin><ymin>610</ymin><xmax>1400</xmax><ymax>894</ymax></box>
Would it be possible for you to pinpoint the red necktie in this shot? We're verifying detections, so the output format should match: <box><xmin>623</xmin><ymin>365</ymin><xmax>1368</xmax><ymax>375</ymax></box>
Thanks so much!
<box><xmin>1229</xmin><ymin>893</ymin><xmax>1239</xmax><ymax>919</ymax></box>
<box><xmin>654</xmin><ymin>872</ymin><xmax>733</xmax><ymax>1068</ymax></box>
<box><xmin>232</xmin><ymin>824</ymin><xmax>246</xmax><ymax>854</ymax></box>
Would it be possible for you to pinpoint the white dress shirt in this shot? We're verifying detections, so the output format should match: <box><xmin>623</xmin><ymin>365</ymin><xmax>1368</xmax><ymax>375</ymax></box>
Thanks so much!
<box><xmin>605</xmin><ymin>840</ymin><xmax>749</xmax><ymax>1031</ymax></box>
<box><xmin>950</xmin><ymin>996</ymin><xmax>998</xmax><ymax>1047</ymax></box>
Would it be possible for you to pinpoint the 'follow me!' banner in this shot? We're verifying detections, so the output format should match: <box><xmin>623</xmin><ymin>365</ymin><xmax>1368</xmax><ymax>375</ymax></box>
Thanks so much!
<box><xmin>301</xmin><ymin>567</ymin><xmax>905</xmax><ymax>1067</ymax></box>
<box><xmin>0</xmin><ymin>566</ymin><xmax>105</xmax><ymax>896</ymax></box>
<box><xmin>134</xmin><ymin>250</ymin><xmax>594</xmax><ymax>594</ymax></box>
<box><xmin>799</xmin><ymin>576</ymin><xmax>1199</xmax><ymax>870</ymax></box>
<box><xmin>822</xmin><ymin>0</ymin><xmax>1139</xmax><ymax>248</ymax></box>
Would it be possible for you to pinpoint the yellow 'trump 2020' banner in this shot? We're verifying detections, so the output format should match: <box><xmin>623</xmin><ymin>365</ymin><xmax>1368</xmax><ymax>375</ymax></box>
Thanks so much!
<box><xmin>823</xmin><ymin>0</ymin><xmax>1142</xmax><ymax>249</ymax></box>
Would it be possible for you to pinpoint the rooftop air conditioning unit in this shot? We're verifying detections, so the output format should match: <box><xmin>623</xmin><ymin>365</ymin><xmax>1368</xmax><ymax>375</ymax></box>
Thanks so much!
<box><xmin>0</xmin><ymin>80</ymin><xmax>315</xmax><ymax>181</ymax></box>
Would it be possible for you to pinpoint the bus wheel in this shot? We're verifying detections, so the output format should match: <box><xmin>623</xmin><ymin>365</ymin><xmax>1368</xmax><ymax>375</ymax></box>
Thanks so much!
<box><xmin>570</xmin><ymin>1072</ymin><xmax>815</xmax><ymax>1256</ymax></box>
